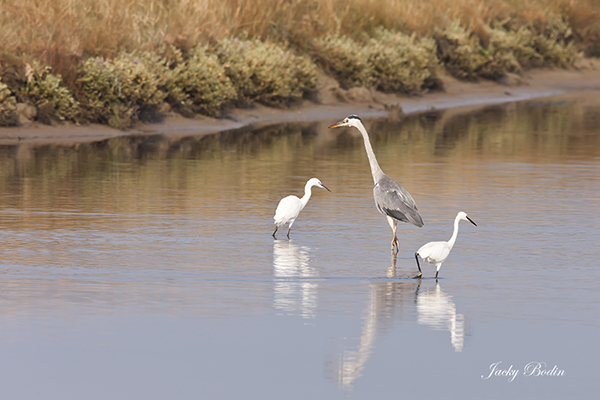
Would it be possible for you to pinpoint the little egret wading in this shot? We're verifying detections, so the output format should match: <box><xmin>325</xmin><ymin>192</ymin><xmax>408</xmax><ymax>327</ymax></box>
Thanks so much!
<box><xmin>415</xmin><ymin>211</ymin><xmax>477</xmax><ymax>279</ymax></box>
<box><xmin>273</xmin><ymin>178</ymin><xmax>331</xmax><ymax>239</ymax></box>
<box><xmin>329</xmin><ymin>114</ymin><xmax>423</xmax><ymax>254</ymax></box>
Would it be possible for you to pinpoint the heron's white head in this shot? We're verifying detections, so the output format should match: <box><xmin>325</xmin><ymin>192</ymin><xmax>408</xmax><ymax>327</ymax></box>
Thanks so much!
<box><xmin>457</xmin><ymin>211</ymin><xmax>477</xmax><ymax>226</ymax></box>
<box><xmin>328</xmin><ymin>114</ymin><xmax>363</xmax><ymax>129</ymax></box>
<box><xmin>306</xmin><ymin>178</ymin><xmax>331</xmax><ymax>192</ymax></box>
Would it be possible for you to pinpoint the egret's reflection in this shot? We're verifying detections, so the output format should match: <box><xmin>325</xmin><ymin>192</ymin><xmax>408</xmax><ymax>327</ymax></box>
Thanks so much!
<box><xmin>416</xmin><ymin>282</ymin><xmax>465</xmax><ymax>352</ymax></box>
<box><xmin>272</xmin><ymin>240</ymin><xmax>317</xmax><ymax>319</ymax></box>
<box><xmin>331</xmin><ymin>255</ymin><xmax>420</xmax><ymax>390</ymax></box>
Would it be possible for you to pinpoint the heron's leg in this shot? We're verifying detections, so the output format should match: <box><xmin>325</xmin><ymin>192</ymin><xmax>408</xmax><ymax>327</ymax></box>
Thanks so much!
<box><xmin>286</xmin><ymin>227</ymin><xmax>292</xmax><ymax>239</ymax></box>
<box><xmin>435</xmin><ymin>264</ymin><xmax>441</xmax><ymax>280</ymax></box>
<box><xmin>385</xmin><ymin>215</ymin><xmax>398</xmax><ymax>254</ymax></box>
<box><xmin>272</xmin><ymin>226</ymin><xmax>278</xmax><ymax>238</ymax></box>
<box><xmin>391</xmin><ymin>225</ymin><xmax>399</xmax><ymax>255</ymax></box>
<box><xmin>386</xmin><ymin>216</ymin><xmax>399</xmax><ymax>254</ymax></box>
<box><xmin>413</xmin><ymin>252</ymin><xmax>422</xmax><ymax>279</ymax></box>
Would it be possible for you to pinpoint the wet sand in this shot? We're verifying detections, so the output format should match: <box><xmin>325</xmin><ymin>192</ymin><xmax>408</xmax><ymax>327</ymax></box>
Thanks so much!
<box><xmin>1</xmin><ymin>58</ymin><xmax>599</xmax><ymax>146</ymax></box>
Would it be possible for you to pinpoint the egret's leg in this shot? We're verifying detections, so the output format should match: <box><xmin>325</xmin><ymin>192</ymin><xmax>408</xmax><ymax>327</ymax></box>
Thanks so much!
<box><xmin>435</xmin><ymin>264</ymin><xmax>441</xmax><ymax>280</ymax></box>
<box><xmin>272</xmin><ymin>226</ymin><xmax>278</xmax><ymax>238</ymax></box>
<box><xmin>413</xmin><ymin>252</ymin><xmax>422</xmax><ymax>279</ymax></box>
<box><xmin>286</xmin><ymin>220</ymin><xmax>295</xmax><ymax>239</ymax></box>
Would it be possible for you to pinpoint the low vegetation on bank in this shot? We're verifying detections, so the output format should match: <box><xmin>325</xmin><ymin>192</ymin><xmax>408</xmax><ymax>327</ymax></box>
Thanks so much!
<box><xmin>0</xmin><ymin>0</ymin><xmax>597</xmax><ymax>129</ymax></box>
<box><xmin>312</xmin><ymin>29</ymin><xmax>441</xmax><ymax>93</ymax></box>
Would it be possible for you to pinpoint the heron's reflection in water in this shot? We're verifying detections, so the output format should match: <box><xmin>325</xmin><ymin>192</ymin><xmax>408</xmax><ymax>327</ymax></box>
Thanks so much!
<box><xmin>272</xmin><ymin>240</ymin><xmax>317</xmax><ymax>319</ymax></box>
<box><xmin>330</xmin><ymin>255</ymin><xmax>420</xmax><ymax>390</ymax></box>
<box><xmin>416</xmin><ymin>282</ymin><xmax>465</xmax><ymax>352</ymax></box>
<box><xmin>330</xmin><ymin>257</ymin><xmax>467</xmax><ymax>390</ymax></box>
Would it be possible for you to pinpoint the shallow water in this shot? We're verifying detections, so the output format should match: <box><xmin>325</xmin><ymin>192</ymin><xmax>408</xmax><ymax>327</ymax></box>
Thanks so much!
<box><xmin>0</xmin><ymin>99</ymin><xmax>599</xmax><ymax>399</ymax></box>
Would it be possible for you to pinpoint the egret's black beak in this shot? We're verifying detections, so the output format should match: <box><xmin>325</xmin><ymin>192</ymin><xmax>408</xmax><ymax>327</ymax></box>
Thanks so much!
<box><xmin>328</xmin><ymin>121</ymin><xmax>345</xmax><ymax>129</ymax></box>
<box><xmin>321</xmin><ymin>184</ymin><xmax>331</xmax><ymax>192</ymax></box>
<box><xmin>467</xmin><ymin>216</ymin><xmax>477</xmax><ymax>226</ymax></box>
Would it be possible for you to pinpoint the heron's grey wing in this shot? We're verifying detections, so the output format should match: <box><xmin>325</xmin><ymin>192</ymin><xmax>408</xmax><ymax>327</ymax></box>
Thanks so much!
<box><xmin>374</xmin><ymin>176</ymin><xmax>424</xmax><ymax>227</ymax></box>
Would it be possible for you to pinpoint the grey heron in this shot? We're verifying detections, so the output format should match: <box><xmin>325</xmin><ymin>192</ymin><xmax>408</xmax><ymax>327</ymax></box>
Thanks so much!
<box><xmin>415</xmin><ymin>211</ymin><xmax>477</xmax><ymax>279</ymax></box>
<box><xmin>273</xmin><ymin>178</ymin><xmax>331</xmax><ymax>238</ymax></box>
<box><xmin>329</xmin><ymin>114</ymin><xmax>423</xmax><ymax>254</ymax></box>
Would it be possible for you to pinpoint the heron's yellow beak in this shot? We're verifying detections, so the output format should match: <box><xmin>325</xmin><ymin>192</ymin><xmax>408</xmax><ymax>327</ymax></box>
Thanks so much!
<box><xmin>328</xmin><ymin>121</ymin><xmax>345</xmax><ymax>129</ymax></box>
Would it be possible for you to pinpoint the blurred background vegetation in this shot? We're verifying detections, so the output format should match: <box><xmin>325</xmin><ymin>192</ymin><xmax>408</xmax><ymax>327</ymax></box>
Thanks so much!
<box><xmin>0</xmin><ymin>0</ymin><xmax>598</xmax><ymax>128</ymax></box>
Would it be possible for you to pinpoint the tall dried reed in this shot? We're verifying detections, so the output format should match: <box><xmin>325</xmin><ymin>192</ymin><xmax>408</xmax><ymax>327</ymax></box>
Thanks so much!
<box><xmin>1</xmin><ymin>0</ymin><xmax>598</xmax><ymax>84</ymax></box>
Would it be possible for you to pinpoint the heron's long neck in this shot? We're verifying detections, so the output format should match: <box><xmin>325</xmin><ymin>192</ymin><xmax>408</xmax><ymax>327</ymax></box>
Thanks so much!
<box><xmin>357</xmin><ymin>123</ymin><xmax>385</xmax><ymax>183</ymax></box>
<box><xmin>300</xmin><ymin>184</ymin><xmax>313</xmax><ymax>208</ymax></box>
<box><xmin>447</xmin><ymin>216</ymin><xmax>461</xmax><ymax>250</ymax></box>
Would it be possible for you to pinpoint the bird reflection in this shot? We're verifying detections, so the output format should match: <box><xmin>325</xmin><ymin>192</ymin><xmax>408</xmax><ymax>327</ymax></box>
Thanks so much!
<box><xmin>272</xmin><ymin>240</ymin><xmax>318</xmax><ymax>319</ymax></box>
<box><xmin>330</xmin><ymin>255</ymin><xmax>420</xmax><ymax>390</ymax></box>
<box><xmin>387</xmin><ymin>253</ymin><xmax>398</xmax><ymax>277</ymax></box>
<box><xmin>329</xmin><ymin>257</ymin><xmax>467</xmax><ymax>390</ymax></box>
<box><xmin>416</xmin><ymin>282</ymin><xmax>465</xmax><ymax>352</ymax></box>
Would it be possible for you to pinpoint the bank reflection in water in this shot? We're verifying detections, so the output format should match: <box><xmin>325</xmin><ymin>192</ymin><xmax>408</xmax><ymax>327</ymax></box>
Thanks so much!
<box><xmin>416</xmin><ymin>282</ymin><xmax>465</xmax><ymax>352</ymax></box>
<box><xmin>272</xmin><ymin>240</ymin><xmax>318</xmax><ymax>319</ymax></box>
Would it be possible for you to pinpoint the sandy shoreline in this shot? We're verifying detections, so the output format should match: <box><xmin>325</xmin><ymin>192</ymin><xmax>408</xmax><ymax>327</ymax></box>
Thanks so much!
<box><xmin>1</xmin><ymin>58</ymin><xmax>599</xmax><ymax>146</ymax></box>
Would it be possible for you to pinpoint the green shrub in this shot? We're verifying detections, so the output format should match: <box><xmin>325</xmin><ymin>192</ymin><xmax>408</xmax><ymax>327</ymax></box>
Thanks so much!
<box><xmin>312</xmin><ymin>30</ymin><xmax>440</xmax><ymax>93</ymax></box>
<box><xmin>78</xmin><ymin>53</ymin><xmax>168</xmax><ymax>129</ymax></box>
<box><xmin>436</xmin><ymin>21</ymin><xmax>536</xmax><ymax>80</ymax></box>
<box><xmin>532</xmin><ymin>17</ymin><xmax>579</xmax><ymax>67</ymax></box>
<box><xmin>480</xmin><ymin>23</ymin><xmax>538</xmax><ymax>78</ymax></box>
<box><xmin>367</xmin><ymin>29</ymin><xmax>441</xmax><ymax>93</ymax></box>
<box><xmin>435</xmin><ymin>21</ymin><xmax>491</xmax><ymax>80</ymax></box>
<box><xmin>0</xmin><ymin>79</ymin><xmax>18</xmax><ymax>126</ymax></box>
<box><xmin>165</xmin><ymin>45</ymin><xmax>236</xmax><ymax>117</ymax></box>
<box><xmin>311</xmin><ymin>34</ymin><xmax>374</xmax><ymax>89</ymax></box>
<box><xmin>216</xmin><ymin>38</ymin><xmax>318</xmax><ymax>106</ymax></box>
<box><xmin>436</xmin><ymin>19</ymin><xmax>579</xmax><ymax>81</ymax></box>
<box><xmin>19</xmin><ymin>62</ymin><xmax>79</xmax><ymax>124</ymax></box>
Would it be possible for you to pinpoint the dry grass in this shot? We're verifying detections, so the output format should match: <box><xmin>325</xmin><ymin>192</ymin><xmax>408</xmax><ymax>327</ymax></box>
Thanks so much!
<box><xmin>1</xmin><ymin>0</ymin><xmax>598</xmax><ymax>84</ymax></box>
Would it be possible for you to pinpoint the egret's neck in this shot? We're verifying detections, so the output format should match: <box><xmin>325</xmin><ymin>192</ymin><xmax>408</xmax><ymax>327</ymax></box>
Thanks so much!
<box><xmin>447</xmin><ymin>216</ymin><xmax>461</xmax><ymax>250</ymax></box>
<box><xmin>300</xmin><ymin>183</ymin><xmax>313</xmax><ymax>208</ymax></box>
<box><xmin>356</xmin><ymin>123</ymin><xmax>385</xmax><ymax>183</ymax></box>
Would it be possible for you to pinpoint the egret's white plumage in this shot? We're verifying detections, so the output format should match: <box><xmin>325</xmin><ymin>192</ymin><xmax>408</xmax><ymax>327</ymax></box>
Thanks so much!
<box><xmin>415</xmin><ymin>211</ymin><xmax>477</xmax><ymax>279</ymax></box>
<box><xmin>329</xmin><ymin>114</ymin><xmax>423</xmax><ymax>254</ymax></box>
<box><xmin>273</xmin><ymin>178</ymin><xmax>331</xmax><ymax>238</ymax></box>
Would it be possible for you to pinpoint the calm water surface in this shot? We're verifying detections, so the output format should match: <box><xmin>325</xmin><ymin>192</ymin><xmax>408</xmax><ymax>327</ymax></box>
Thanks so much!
<box><xmin>0</xmin><ymin>99</ymin><xmax>599</xmax><ymax>399</ymax></box>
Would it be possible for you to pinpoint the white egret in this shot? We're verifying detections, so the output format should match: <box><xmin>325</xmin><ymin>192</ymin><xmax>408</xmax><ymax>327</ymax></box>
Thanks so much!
<box><xmin>415</xmin><ymin>211</ymin><xmax>477</xmax><ymax>279</ymax></box>
<box><xmin>329</xmin><ymin>114</ymin><xmax>423</xmax><ymax>254</ymax></box>
<box><xmin>273</xmin><ymin>178</ymin><xmax>331</xmax><ymax>238</ymax></box>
